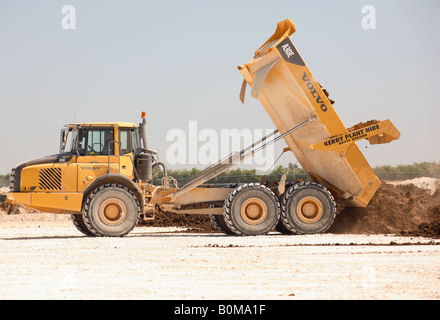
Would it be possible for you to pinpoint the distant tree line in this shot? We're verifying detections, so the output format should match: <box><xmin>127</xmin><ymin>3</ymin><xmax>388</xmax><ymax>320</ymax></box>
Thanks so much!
<box><xmin>152</xmin><ymin>165</ymin><xmax>311</xmax><ymax>186</ymax></box>
<box><xmin>0</xmin><ymin>174</ymin><xmax>9</xmax><ymax>187</ymax></box>
<box><xmin>1</xmin><ymin>162</ymin><xmax>438</xmax><ymax>187</ymax></box>
<box><xmin>154</xmin><ymin>162</ymin><xmax>440</xmax><ymax>185</ymax></box>
<box><xmin>373</xmin><ymin>162</ymin><xmax>440</xmax><ymax>180</ymax></box>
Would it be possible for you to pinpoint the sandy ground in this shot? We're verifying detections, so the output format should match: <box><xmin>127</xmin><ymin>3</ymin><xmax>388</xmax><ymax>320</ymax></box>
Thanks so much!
<box><xmin>0</xmin><ymin>214</ymin><xmax>439</xmax><ymax>300</ymax></box>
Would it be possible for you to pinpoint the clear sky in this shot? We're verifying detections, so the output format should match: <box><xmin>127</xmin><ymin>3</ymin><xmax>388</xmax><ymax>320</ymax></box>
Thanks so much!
<box><xmin>0</xmin><ymin>0</ymin><xmax>439</xmax><ymax>174</ymax></box>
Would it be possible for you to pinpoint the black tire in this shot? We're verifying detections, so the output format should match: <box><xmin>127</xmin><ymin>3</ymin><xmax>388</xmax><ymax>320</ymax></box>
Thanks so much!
<box><xmin>209</xmin><ymin>214</ymin><xmax>234</xmax><ymax>235</ymax></box>
<box><xmin>83</xmin><ymin>183</ymin><xmax>140</xmax><ymax>237</ymax></box>
<box><xmin>223</xmin><ymin>183</ymin><xmax>280</xmax><ymax>236</ymax></box>
<box><xmin>280</xmin><ymin>182</ymin><xmax>336</xmax><ymax>235</ymax></box>
<box><xmin>71</xmin><ymin>214</ymin><xmax>95</xmax><ymax>236</ymax></box>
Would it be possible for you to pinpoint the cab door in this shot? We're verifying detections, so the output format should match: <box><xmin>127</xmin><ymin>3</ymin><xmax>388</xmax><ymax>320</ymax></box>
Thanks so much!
<box><xmin>118</xmin><ymin>128</ymin><xmax>135</xmax><ymax>179</ymax></box>
<box><xmin>77</xmin><ymin>126</ymin><xmax>119</xmax><ymax>192</ymax></box>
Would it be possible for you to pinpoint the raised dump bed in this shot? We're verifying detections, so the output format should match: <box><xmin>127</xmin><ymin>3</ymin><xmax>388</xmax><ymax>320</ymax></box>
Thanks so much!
<box><xmin>238</xmin><ymin>19</ymin><xmax>400</xmax><ymax>207</ymax></box>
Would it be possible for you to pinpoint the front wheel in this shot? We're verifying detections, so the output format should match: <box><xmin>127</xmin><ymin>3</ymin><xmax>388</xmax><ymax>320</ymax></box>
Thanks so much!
<box><xmin>280</xmin><ymin>182</ymin><xmax>336</xmax><ymax>234</ymax></box>
<box><xmin>71</xmin><ymin>214</ymin><xmax>95</xmax><ymax>236</ymax></box>
<box><xmin>83</xmin><ymin>184</ymin><xmax>140</xmax><ymax>237</ymax></box>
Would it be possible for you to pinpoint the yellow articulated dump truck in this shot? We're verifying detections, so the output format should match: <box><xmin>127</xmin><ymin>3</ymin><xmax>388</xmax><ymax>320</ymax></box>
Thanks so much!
<box><xmin>1</xmin><ymin>19</ymin><xmax>399</xmax><ymax>237</ymax></box>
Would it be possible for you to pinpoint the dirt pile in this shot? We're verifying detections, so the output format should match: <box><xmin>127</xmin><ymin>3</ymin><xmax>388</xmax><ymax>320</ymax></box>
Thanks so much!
<box><xmin>0</xmin><ymin>204</ymin><xmax>9</xmax><ymax>215</ymax></box>
<box><xmin>139</xmin><ymin>212</ymin><xmax>216</xmax><ymax>233</ymax></box>
<box><xmin>0</xmin><ymin>187</ymin><xmax>9</xmax><ymax>215</ymax></box>
<box><xmin>329</xmin><ymin>180</ymin><xmax>440</xmax><ymax>238</ymax></box>
<box><xmin>0</xmin><ymin>187</ymin><xmax>39</xmax><ymax>215</ymax></box>
<box><xmin>0</xmin><ymin>187</ymin><xmax>9</xmax><ymax>193</ymax></box>
<box><xmin>138</xmin><ymin>202</ymin><xmax>216</xmax><ymax>232</ymax></box>
<box><xmin>0</xmin><ymin>203</ymin><xmax>39</xmax><ymax>215</ymax></box>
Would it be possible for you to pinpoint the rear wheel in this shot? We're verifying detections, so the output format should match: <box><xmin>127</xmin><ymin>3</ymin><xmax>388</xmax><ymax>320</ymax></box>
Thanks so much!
<box><xmin>280</xmin><ymin>182</ymin><xmax>336</xmax><ymax>234</ymax></box>
<box><xmin>223</xmin><ymin>183</ymin><xmax>280</xmax><ymax>236</ymax></box>
<box><xmin>83</xmin><ymin>184</ymin><xmax>140</xmax><ymax>237</ymax></box>
<box><xmin>274</xmin><ymin>220</ymin><xmax>291</xmax><ymax>234</ymax></box>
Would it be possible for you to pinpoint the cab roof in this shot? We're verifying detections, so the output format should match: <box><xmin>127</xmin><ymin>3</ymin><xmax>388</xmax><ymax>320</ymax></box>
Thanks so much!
<box><xmin>65</xmin><ymin>122</ymin><xmax>137</xmax><ymax>128</ymax></box>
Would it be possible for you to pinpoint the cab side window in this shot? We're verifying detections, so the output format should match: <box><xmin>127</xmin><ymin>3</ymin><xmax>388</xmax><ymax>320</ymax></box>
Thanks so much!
<box><xmin>86</xmin><ymin>129</ymin><xmax>115</xmax><ymax>155</ymax></box>
<box><xmin>119</xmin><ymin>129</ymin><xmax>133</xmax><ymax>154</ymax></box>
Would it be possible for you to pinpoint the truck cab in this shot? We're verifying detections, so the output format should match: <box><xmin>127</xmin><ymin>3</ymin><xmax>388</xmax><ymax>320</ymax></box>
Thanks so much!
<box><xmin>60</xmin><ymin>122</ymin><xmax>139</xmax><ymax>185</ymax></box>
<box><xmin>8</xmin><ymin>121</ymin><xmax>150</xmax><ymax>214</ymax></box>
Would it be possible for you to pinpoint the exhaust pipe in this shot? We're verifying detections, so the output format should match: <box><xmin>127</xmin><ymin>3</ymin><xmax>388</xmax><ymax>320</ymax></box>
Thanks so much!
<box><xmin>139</xmin><ymin>111</ymin><xmax>148</xmax><ymax>150</ymax></box>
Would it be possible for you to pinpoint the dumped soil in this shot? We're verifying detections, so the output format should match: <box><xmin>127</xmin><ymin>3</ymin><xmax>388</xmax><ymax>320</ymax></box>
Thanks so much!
<box><xmin>139</xmin><ymin>202</ymin><xmax>217</xmax><ymax>233</ymax></box>
<box><xmin>139</xmin><ymin>212</ymin><xmax>216</xmax><ymax>233</ymax></box>
<box><xmin>329</xmin><ymin>181</ymin><xmax>440</xmax><ymax>238</ymax></box>
<box><xmin>0</xmin><ymin>204</ymin><xmax>39</xmax><ymax>215</ymax></box>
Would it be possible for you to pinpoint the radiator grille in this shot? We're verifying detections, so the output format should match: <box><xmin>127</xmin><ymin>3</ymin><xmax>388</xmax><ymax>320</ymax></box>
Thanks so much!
<box><xmin>9</xmin><ymin>169</ymin><xmax>16</xmax><ymax>191</ymax></box>
<box><xmin>38</xmin><ymin>168</ymin><xmax>62</xmax><ymax>191</ymax></box>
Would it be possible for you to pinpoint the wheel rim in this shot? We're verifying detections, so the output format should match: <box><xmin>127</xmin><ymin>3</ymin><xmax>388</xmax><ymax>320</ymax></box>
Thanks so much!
<box><xmin>296</xmin><ymin>196</ymin><xmax>323</xmax><ymax>223</ymax></box>
<box><xmin>240</xmin><ymin>197</ymin><xmax>267</xmax><ymax>225</ymax></box>
<box><xmin>99</xmin><ymin>198</ymin><xmax>127</xmax><ymax>225</ymax></box>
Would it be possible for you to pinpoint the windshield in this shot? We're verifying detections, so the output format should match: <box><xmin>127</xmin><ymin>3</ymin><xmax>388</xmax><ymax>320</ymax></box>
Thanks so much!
<box><xmin>60</xmin><ymin>127</ymin><xmax>84</xmax><ymax>155</ymax></box>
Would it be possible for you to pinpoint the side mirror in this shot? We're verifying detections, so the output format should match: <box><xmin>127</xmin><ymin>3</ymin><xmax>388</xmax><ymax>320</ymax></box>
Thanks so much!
<box><xmin>59</xmin><ymin>128</ymin><xmax>68</xmax><ymax>153</ymax></box>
